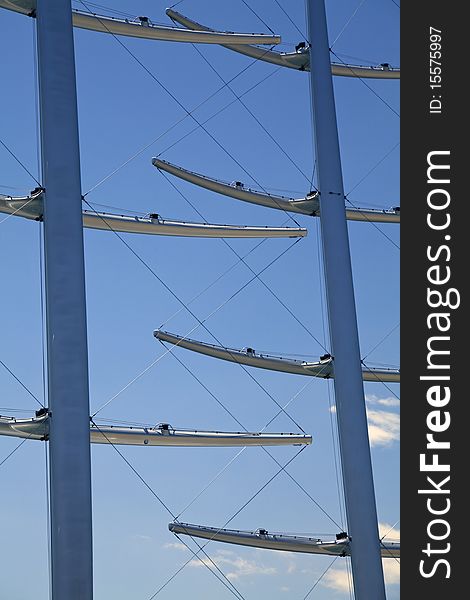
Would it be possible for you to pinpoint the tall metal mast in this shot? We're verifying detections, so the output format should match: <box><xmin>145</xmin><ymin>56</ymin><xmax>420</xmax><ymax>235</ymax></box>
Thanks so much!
<box><xmin>305</xmin><ymin>0</ymin><xmax>386</xmax><ymax>597</ymax></box>
<box><xmin>36</xmin><ymin>0</ymin><xmax>93</xmax><ymax>597</ymax></box>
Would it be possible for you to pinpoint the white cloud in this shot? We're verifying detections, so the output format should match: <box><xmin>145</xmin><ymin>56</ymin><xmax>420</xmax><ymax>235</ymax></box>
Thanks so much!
<box><xmin>366</xmin><ymin>394</ymin><xmax>400</xmax><ymax>408</ymax></box>
<box><xmin>215</xmin><ymin>548</ymin><xmax>237</xmax><ymax>557</ymax></box>
<box><xmin>367</xmin><ymin>409</ymin><xmax>399</xmax><ymax>446</ymax></box>
<box><xmin>163</xmin><ymin>541</ymin><xmax>187</xmax><ymax>551</ymax></box>
<box><xmin>322</xmin><ymin>559</ymin><xmax>399</xmax><ymax>593</ymax></box>
<box><xmin>329</xmin><ymin>399</ymin><xmax>400</xmax><ymax>447</ymax></box>
<box><xmin>280</xmin><ymin>586</ymin><xmax>290</xmax><ymax>592</ymax></box>
<box><xmin>287</xmin><ymin>560</ymin><xmax>297</xmax><ymax>574</ymax></box>
<box><xmin>322</xmin><ymin>566</ymin><xmax>351</xmax><ymax>593</ymax></box>
<box><xmin>379</xmin><ymin>522</ymin><xmax>400</xmax><ymax>540</ymax></box>
<box><xmin>189</xmin><ymin>551</ymin><xmax>277</xmax><ymax>581</ymax></box>
<box><xmin>384</xmin><ymin>559</ymin><xmax>400</xmax><ymax>585</ymax></box>
<box><xmin>132</xmin><ymin>534</ymin><xmax>152</xmax><ymax>542</ymax></box>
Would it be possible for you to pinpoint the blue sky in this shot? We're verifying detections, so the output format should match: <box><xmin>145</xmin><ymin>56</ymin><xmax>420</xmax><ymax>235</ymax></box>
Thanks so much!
<box><xmin>0</xmin><ymin>1</ymin><xmax>399</xmax><ymax>598</ymax></box>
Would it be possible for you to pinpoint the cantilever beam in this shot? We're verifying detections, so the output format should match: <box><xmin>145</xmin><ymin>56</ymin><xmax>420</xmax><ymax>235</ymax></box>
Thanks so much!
<box><xmin>154</xmin><ymin>329</ymin><xmax>400</xmax><ymax>383</ymax></box>
<box><xmin>0</xmin><ymin>192</ymin><xmax>307</xmax><ymax>238</ymax></box>
<box><xmin>153</xmin><ymin>157</ymin><xmax>400</xmax><ymax>223</ymax></box>
<box><xmin>166</xmin><ymin>8</ymin><xmax>400</xmax><ymax>78</ymax></box>
<box><xmin>0</xmin><ymin>0</ymin><xmax>281</xmax><ymax>45</ymax></box>
<box><xmin>168</xmin><ymin>522</ymin><xmax>401</xmax><ymax>558</ymax></box>
<box><xmin>0</xmin><ymin>414</ymin><xmax>312</xmax><ymax>447</ymax></box>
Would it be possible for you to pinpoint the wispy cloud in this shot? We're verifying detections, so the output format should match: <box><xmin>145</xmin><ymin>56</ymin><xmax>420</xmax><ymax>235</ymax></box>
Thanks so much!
<box><xmin>322</xmin><ymin>566</ymin><xmax>351</xmax><ymax>593</ymax></box>
<box><xmin>330</xmin><ymin>395</ymin><xmax>400</xmax><ymax>447</ymax></box>
<box><xmin>367</xmin><ymin>409</ymin><xmax>399</xmax><ymax>446</ymax></box>
<box><xmin>383</xmin><ymin>559</ymin><xmax>400</xmax><ymax>585</ymax></box>
<box><xmin>322</xmin><ymin>559</ymin><xmax>400</xmax><ymax>593</ymax></box>
<box><xmin>163</xmin><ymin>541</ymin><xmax>187</xmax><ymax>551</ymax></box>
<box><xmin>132</xmin><ymin>534</ymin><xmax>152</xmax><ymax>542</ymax></box>
<box><xmin>379</xmin><ymin>522</ymin><xmax>400</xmax><ymax>540</ymax></box>
<box><xmin>286</xmin><ymin>560</ymin><xmax>297</xmax><ymax>574</ymax></box>
<box><xmin>366</xmin><ymin>394</ymin><xmax>400</xmax><ymax>408</ymax></box>
<box><xmin>189</xmin><ymin>549</ymin><xmax>277</xmax><ymax>580</ymax></box>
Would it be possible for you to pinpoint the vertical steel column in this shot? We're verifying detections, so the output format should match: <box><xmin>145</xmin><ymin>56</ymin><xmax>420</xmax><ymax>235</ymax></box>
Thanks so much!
<box><xmin>36</xmin><ymin>0</ymin><xmax>93</xmax><ymax>598</ymax></box>
<box><xmin>305</xmin><ymin>1</ymin><xmax>386</xmax><ymax>597</ymax></box>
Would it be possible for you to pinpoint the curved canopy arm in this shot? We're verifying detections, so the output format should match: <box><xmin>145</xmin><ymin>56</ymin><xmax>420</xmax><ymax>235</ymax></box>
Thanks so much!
<box><xmin>153</xmin><ymin>157</ymin><xmax>319</xmax><ymax>215</ymax></box>
<box><xmin>0</xmin><ymin>191</ymin><xmax>307</xmax><ymax>238</ymax></box>
<box><xmin>0</xmin><ymin>0</ymin><xmax>281</xmax><ymax>45</ymax></box>
<box><xmin>0</xmin><ymin>414</ymin><xmax>312</xmax><ymax>447</ymax></box>
<box><xmin>168</xmin><ymin>522</ymin><xmax>400</xmax><ymax>558</ymax></box>
<box><xmin>153</xmin><ymin>157</ymin><xmax>400</xmax><ymax>222</ymax></box>
<box><xmin>166</xmin><ymin>8</ymin><xmax>400</xmax><ymax>79</ymax></box>
<box><xmin>154</xmin><ymin>330</ymin><xmax>400</xmax><ymax>383</ymax></box>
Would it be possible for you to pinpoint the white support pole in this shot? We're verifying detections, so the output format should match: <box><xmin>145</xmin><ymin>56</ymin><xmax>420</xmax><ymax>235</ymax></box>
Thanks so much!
<box><xmin>305</xmin><ymin>0</ymin><xmax>386</xmax><ymax>597</ymax></box>
<box><xmin>36</xmin><ymin>0</ymin><xmax>93</xmax><ymax>597</ymax></box>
